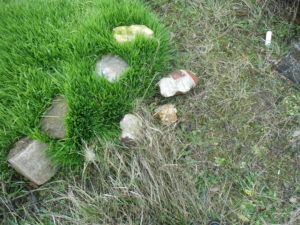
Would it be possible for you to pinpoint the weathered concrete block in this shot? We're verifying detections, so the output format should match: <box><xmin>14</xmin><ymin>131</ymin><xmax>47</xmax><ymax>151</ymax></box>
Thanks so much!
<box><xmin>41</xmin><ymin>96</ymin><xmax>68</xmax><ymax>139</ymax></box>
<box><xmin>7</xmin><ymin>138</ymin><xmax>57</xmax><ymax>185</ymax></box>
<box><xmin>95</xmin><ymin>54</ymin><xmax>129</xmax><ymax>81</ymax></box>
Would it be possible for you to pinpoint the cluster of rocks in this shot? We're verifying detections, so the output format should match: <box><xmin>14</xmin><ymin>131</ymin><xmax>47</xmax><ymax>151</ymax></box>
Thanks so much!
<box><xmin>7</xmin><ymin>96</ymin><xmax>68</xmax><ymax>185</ymax></box>
<box><xmin>6</xmin><ymin>25</ymin><xmax>157</xmax><ymax>186</ymax></box>
<box><xmin>95</xmin><ymin>25</ymin><xmax>154</xmax><ymax>82</ymax></box>
<box><xmin>7</xmin><ymin>24</ymin><xmax>200</xmax><ymax>185</ymax></box>
<box><xmin>120</xmin><ymin>69</ymin><xmax>200</xmax><ymax>145</ymax></box>
<box><xmin>95</xmin><ymin>24</ymin><xmax>201</xmax><ymax>145</ymax></box>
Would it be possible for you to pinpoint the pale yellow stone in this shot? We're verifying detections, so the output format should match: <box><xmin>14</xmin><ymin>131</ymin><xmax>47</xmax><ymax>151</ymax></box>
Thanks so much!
<box><xmin>154</xmin><ymin>104</ymin><xmax>178</xmax><ymax>124</ymax></box>
<box><xmin>113</xmin><ymin>25</ymin><xmax>154</xmax><ymax>43</ymax></box>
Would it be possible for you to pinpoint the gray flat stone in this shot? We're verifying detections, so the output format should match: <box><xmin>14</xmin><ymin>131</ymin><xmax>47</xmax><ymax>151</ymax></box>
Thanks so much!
<box><xmin>7</xmin><ymin>138</ymin><xmax>57</xmax><ymax>185</ymax></box>
<box><xmin>41</xmin><ymin>96</ymin><xmax>68</xmax><ymax>139</ymax></box>
<box><xmin>277</xmin><ymin>41</ymin><xmax>300</xmax><ymax>84</ymax></box>
<box><xmin>95</xmin><ymin>54</ymin><xmax>129</xmax><ymax>81</ymax></box>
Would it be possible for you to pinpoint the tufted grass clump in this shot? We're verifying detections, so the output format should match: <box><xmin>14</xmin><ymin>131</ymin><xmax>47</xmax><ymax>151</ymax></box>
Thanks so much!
<box><xmin>0</xmin><ymin>0</ymin><xmax>173</xmax><ymax>169</ymax></box>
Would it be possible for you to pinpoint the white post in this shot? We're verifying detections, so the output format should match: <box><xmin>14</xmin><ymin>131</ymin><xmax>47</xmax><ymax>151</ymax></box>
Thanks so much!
<box><xmin>265</xmin><ymin>31</ymin><xmax>272</xmax><ymax>47</ymax></box>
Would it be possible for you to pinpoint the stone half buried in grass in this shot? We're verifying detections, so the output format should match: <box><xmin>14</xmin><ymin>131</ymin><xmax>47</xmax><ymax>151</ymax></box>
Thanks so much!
<box><xmin>113</xmin><ymin>25</ymin><xmax>154</xmax><ymax>43</ymax></box>
<box><xmin>158</xmin><ymin>70</ymin><xmax>200</xmax><ymax>97</ymax></box>
<box><xmin>154</xmin><ymin>104</ymin><xmax>178</xmax><ymax>124</ymax></box>
<box><xmin>95</xmin><ymin>54</ymin><xmax>129</xmax><ymax>82</ymax></box>
<box><xmin>120</xmin><ymin>114</ymin><xmax>143</xmax><ymax>146</ymax></box>
<box><xmin>41</xmin><ymin>96</ymin><xmax>69</xmax><ymax>139</ymax></box>
<box><xmin>7</xmin><ymin>137</ymin><xmax>57</xmax><ymax>186</ymax></box>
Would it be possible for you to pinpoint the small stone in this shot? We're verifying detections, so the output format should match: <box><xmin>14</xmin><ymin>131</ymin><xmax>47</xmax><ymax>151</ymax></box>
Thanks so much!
<box><xmin>120</xmin><ymin>114</ymin><xmax>143</xmax><ymax>145</ymax></box>
<box><xmin>41</xmin><ymin>96</ymin><xmax>69</xmax><ymax>139</ymax></box>
<box><xmin>210</xmin><ymin>187</ymin><xmax>220</xmax><ymax>193</ymax></box>
<box><xmin>292</xmin><ymin>129</ymin><xmax>300</xmax><ymax>138</ymax></box>
<box><xmin>289</xmin><ymin>197</ymin><xmax>298</xmax><ymax>203</ymax></box>
<box><xmin>113</xmin><ymin>25</ymin><xmax>154</xmax><ymax>43</ymax></box>
<box><xmin>95</xmin><ymin>54</ymin><xmax>129</xmax><ymax>81</ymax></box>
<box><xmin>290</xmin><ymin>128</ymin><xmax>300</xmax><ymax>143</ymax></box>
<box><xmin>154</xmin><ymin>104</ymin><xmax>178</xmax><ymax>124</ymax></box>
<box><xmin>277</xmin><ymin>41</ymin><xmax>300</xmax><ymax>84</ymax></box>
<box><xmin>7</xmin><ymin>138</ymin><xmax>57</xmax><ymax>185</ymax></box>
<box><xmin>158</xmin><ymin>70</ymin><xmax>200</xmax><ymax>97</ymax></box>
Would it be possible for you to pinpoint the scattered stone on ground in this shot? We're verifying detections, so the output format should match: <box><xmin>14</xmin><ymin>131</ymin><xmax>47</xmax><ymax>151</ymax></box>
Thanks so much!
<box><xmin>289</xmin><ymin>197</ymin><xmax>298</xmax><ymax>204</ymax></box>
<box><xmin>7</xmin><ymin>138</ymin><xmax>57</xmax><ymax>185</ymax></box>
<box><xmin>292</xmin><ymin>129</ymin><xmax>300</xmax><ymax>138</ymax></box>
<box><xmin>277</xmin><ymin>41</ymin><xmax>300</xmax><ymax>84</ymax></box>
<box><xmin>290</xmin><ymin>128</ymin><xmax>300</xmax><ymax>143</ymax></box>
<box><xmin>113</xmin><ymin>25</ymin><xmax>154</xmax><ymax>43</ymax></box>
<box><xmin>95</xmin><ymin>54</ymin><xmax>129</xmax><ymax>81</ymax></box>
<box><xmin>41</xmin><ymin>96</ymin><xmax>69</xmax><ymax>139</ymax></box>
<box><xmin>120</xmin><ymin>114</ymin><xmax>143</xmax><ymax>145</ymax></box>
<box><xmin>154</xmin><ymin>104</ymin><xmax>178</xmax><ymax>124</ymax></box>
<box><xmin>158</xmin><ymin>70</ymin><xmax>200</xmax><ymax>97</ymax></box>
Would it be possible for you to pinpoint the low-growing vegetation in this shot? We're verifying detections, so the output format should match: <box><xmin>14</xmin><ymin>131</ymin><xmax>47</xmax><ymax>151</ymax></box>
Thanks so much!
<box><xmin>0</xmin><ymin>0</ymin><xmax>172</xmax><ymax>167</ymax></box>
<box><xmin>1</xmin><ymin>0</ymin><xmax>300</xmax><ymax>224</ymax></box>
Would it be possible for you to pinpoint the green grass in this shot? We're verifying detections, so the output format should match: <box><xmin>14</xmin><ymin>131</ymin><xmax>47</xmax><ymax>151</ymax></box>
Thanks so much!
<box><xmin>0</xmin><ymin>0</ymin><xmax>173</xmax><ymax>168</ymax></box>
<box><xmin>1</xmin><ymin>0</ymin><xmax>300</xmax><ymax>224</ymax></box>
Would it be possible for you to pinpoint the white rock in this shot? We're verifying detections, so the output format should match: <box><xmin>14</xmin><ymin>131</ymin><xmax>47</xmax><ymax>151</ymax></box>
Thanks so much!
<box><xmin>113</xmin><ymin>25</ymin><xmax>154</xmax><ymax>43</ymax></box>
<box><xmin>159</xmin><ymin>75</ymin><xmax>195</xmax><ymax>97</ymax></box>
<box><xmin>7</xmin><ymin>138</ymin><xmax>57</xmax><ymax>185</ymax></box>
<box><xmin>158</xmin><ymin>77</ymin><xmax>178</xmax><ymax>98</ymax></box>
<box><xmin>120</xmin><ymin>114</ymin><xmax>143</xmax><ymax>145</ymax></box>
<box><xmin>158</xmin><ymin>70</ymin><xmax>200</xmax><ymax>97</ymax></box>
<box><xmin>96</xmin><ymin>54</ymin><xmax>129</xmax><ymax>81</ymax></box>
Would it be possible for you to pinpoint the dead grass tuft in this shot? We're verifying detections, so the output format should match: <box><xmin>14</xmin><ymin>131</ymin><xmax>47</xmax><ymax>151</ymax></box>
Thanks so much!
<box><xmin>57</xmin><ymin>106</ymin><xmax>206</xmax><ymax>224</ymax></box>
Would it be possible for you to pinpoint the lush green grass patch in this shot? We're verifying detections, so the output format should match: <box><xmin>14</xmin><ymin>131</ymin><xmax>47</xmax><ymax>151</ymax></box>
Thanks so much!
<box><xmin>0</xmin><ymin>0</ymin><xmax>172</xmax><ymax>168</ymax></box>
